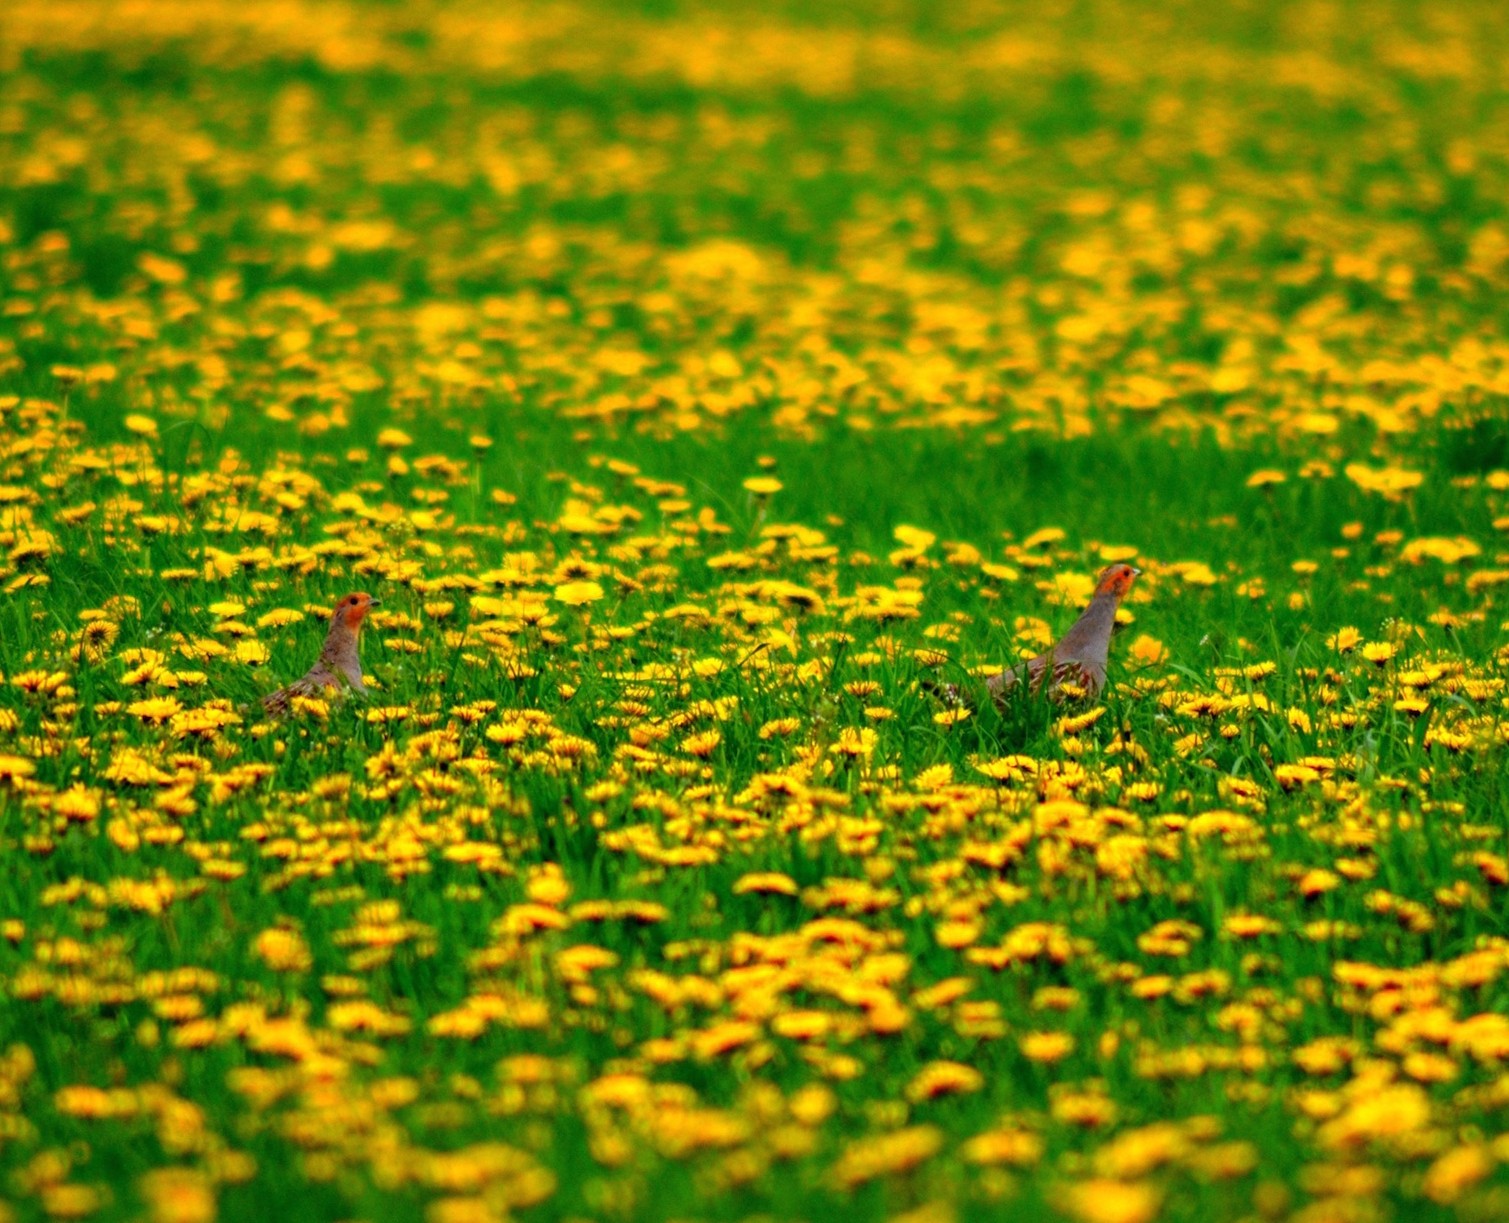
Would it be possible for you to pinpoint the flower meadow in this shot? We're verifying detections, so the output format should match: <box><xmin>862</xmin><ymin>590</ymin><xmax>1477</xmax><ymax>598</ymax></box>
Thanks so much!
<box><xmin>3</xmin><ymin>0</ymin><xmax>1509</xmax><ymax>1220</ymax></box>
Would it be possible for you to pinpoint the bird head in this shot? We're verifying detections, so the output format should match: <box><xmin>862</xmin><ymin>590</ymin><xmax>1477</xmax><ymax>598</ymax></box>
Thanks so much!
<box><xmin>1094</xmin><ymin>563</ymin><xmax>1142</xmax><ymax>599</ymax></box>
<box><xmin>332</xmin><ymin>591</ymin><xmax>380</xmax><ymax>630</ymax></box>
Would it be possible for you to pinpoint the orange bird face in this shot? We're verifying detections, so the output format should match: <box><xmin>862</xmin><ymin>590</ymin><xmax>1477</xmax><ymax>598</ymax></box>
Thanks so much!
<box><xmin>1094</xmin><ymin>563</ymin><xmax>1142</xmax><ymax>598</ymax></box>
<box><xmin>332</xmin><ymin>591</ymin><xmax>380</xmax><ymax>628</ymax></box>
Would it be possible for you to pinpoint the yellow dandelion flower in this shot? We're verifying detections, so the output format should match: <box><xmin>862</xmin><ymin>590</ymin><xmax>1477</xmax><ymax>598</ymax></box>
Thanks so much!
<box><xmin>1061</xmin><ymin>1179</ymin><xmax>1162</xmax><ymax>1223</ymax></box>
<box><xmin>681</xmin><ymin>729</ymin><xmax>722</xmax><ymax>757</ymax></box>
<box><xmin>963</xmin><ymin>1128</ymin><xmax>1043</xmax><ymax>1167</ymax></box>
<box><xmin>1345</xmin><ymin>462</ymin><xmax>1423</xmax><ymax>497</ymax></box>
<box><xmin>553</xmin><ymin>580</ymin><xmax>605</xmax><ymax>606</ymax></box>
<box><xmin>139</xmin><ymin>1167</ymin><xmax>217</xmax><ymax>1223</ymax></box>
<box><xmin>829</xmin><ymin>1126</ymin><xmax>943</xmax><ymax>1190</ymax></box>
<box><xmin>906</xmin><ymin>1061</ymin><xmax>984</xmax><ymax>1101</ymax></box>
<box><xmin>772</xmin><ymin>1010</ymin><xmax>832</xmax><ymax>1040</ymax></box>
<box><xmin>253</xmin><ymin>927</ymin><xmax>311</xmax><ymax>973</ymax></box>
<box><xmin>832</xmin><ymin>727</ymin><xmax>878</xmax><ymax>757</ymax></box>
<box><xmin>54</xmin><ymin>787</ymin><xmax>101</xmax><ymax>823</ymax></box>
<box><xmin>1019</xmin><ymin>1031</ymin><xmax>1076</xmax><ymax>1063</ymax></box>
<box><xmin>128</xmin><ymin>696</ymin><xmax>183</xmax><ymax>724</ymax></box>
<box><xmin>1422</xmin><ymin>1145</ymin><xmax>1494</xmax><ymax>1205</ymax></box>
<box><xmin>1127</xmin><ymin>634</ymin><xmax>1167</xmax><ymax>666</ymax></box>
<box><xmin>732</xmin><ymin>872</ymin><xmax>799</xmax><ymax>896</ymax></box>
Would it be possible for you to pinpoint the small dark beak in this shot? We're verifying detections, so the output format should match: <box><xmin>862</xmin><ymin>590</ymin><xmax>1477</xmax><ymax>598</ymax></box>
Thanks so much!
<box><xmin>369</xmin><ymin>597</ymin><xmax>382</xmax><ymax>607</ymax></box>
<box><xmin>1130</xmin><ymin>567</ymin><xmax>1143</xmax><ymax>577</ymax></box>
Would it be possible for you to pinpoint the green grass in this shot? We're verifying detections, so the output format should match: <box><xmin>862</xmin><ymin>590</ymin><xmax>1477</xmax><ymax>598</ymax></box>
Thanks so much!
<box><xmin>2</xmin><ymin>1</ymin><xmax>1509</xmax><ymax>1220</ymax></box>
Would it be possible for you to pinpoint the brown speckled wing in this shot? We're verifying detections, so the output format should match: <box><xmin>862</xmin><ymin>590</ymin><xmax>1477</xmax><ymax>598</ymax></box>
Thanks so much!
<box><xmin>260</xmin><ymin>664</ymin><xmax>340</xmax><ymax>716</ymax></box>
<box><xmin>1040</xmin><ymin>659</ymin><xmax>1105</xmax><ymax>701</ymax></box>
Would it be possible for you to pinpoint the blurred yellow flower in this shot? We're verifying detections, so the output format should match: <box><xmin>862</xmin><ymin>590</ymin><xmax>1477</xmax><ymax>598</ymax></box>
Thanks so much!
<box><xmin>1061</xmin><ymin>1179</ymin><xmax>1162</xmax><ymax>1223</ymax></box>
<box><xmin>553</xmin><ymin>581</ymin><xmax>605</xmax><ymax>606</ymax></box>
<box><xmin>254</xmin><ymin>927</ymin><xmax>312</xmax><ymax>973</ymax></box>
<box><xmin>1345</xmin><ymin>462</ymin><xmax>1423</xmax><ymax>497</ymax></box>
<box><xmin>906</xmin><ymin>1061</ymin><xmax>984</xmax><ymax>1101</ymax></box>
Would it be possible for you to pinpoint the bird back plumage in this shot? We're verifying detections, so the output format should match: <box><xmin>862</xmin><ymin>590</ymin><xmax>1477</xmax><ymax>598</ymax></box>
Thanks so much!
<box><xmin>260</xmin><ymin>593</ymin><xmax>375</xmax><ymax>715</ymax></box>
<box><xmin>928</xmin><ymin>563</ymin><xmax>1139</xmax><ymax>709</ymax></box>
